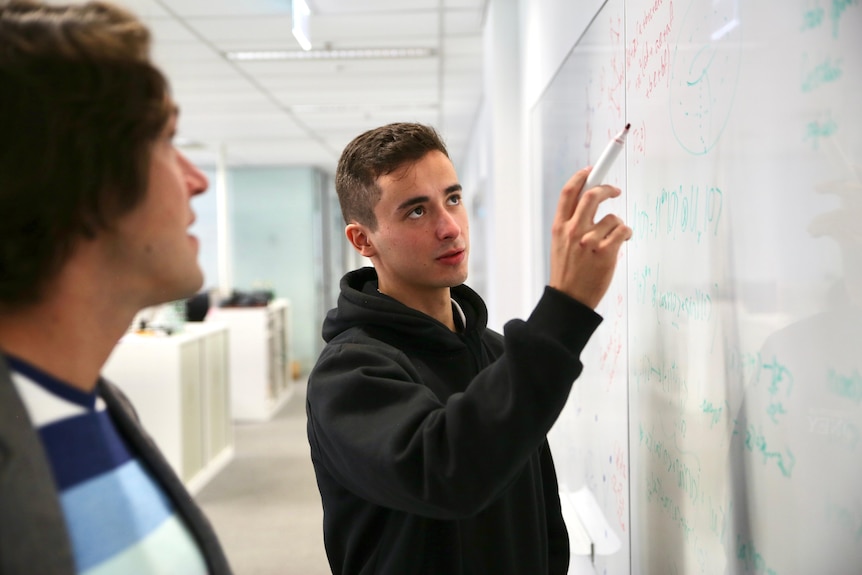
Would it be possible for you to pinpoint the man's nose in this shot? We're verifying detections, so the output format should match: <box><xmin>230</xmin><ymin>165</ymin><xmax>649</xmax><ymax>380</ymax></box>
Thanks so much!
<box><xmin>180</xmin><ymin>151</ymin><xmax>209</xmax><ymax>196</ymax></box>
<box><xmin>437</xmin><ymin>209</ymin><xmax>461</xmax><ymax>240</ymax></box>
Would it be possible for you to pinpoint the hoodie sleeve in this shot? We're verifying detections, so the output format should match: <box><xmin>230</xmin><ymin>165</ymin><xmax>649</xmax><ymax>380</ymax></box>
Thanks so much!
<box><xmin>306</xmin><ymin>286</ymin><xmax>602</xmax><ymax>520</ymax></box>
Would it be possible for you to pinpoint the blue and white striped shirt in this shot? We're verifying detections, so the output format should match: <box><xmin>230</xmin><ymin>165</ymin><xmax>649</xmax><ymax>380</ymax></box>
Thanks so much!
<box><xmin>7</xmin><ymin>355</ymin><xmax>209</xmax><ymax>575</ymax></box>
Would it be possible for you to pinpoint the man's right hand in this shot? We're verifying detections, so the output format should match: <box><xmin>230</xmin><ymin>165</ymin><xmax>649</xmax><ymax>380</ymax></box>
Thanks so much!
<box><xmin>547</xmin><ymin>167</ymin><xmax>632</xmax><ymax>309</ymax></box>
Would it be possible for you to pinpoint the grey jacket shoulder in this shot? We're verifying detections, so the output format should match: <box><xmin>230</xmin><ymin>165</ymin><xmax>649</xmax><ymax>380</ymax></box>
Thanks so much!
<box><xmin>0</xmin><ymin>356</ymin><xmax>76</xmax><ymax>574</ymax></box>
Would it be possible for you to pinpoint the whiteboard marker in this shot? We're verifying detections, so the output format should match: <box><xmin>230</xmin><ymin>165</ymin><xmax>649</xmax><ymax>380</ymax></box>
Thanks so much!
<box><xmin>582</xmin><ymin>123</ymin><xmax>631</xmax><ymax>196</ymax></box>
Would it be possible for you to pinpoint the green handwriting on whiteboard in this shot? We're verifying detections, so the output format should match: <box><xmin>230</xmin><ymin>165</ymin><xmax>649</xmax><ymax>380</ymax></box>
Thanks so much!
<box><xmin>634</xmin><ymin>353</ymin><xmax>689</xmax><ymax>410</ymax></box>
<box><xmin>827</xmin><ymin>368</ymin><xmax>862</xmax><ymax>403</ymax></box>
<box><xmin>669</xmin><ymin>0</ymin><xmax>742</xmax><ymax>155</ymax></box>
<box><xmin>755</xmin><ymin>356</ymin><xmax>795</xmax><ymax>398</ymax></box>
<box><xmin>700</xmin><ymin>399</ymin><xmax>726</xmax><ymax>428</ymax></box>
<box><xmin>800</xmin><ymin>0</ymin><xmax>859</xmax><ymax>37</ymax></box>
<box><xmin>801</xmin><ymin>55</ymin><xmax>843</xmax><ymax>92</ymax></box>
<box><xmin>765</xmin><ymin>402</ymin><xmax>788</xmax><ymax>425</ymax></box>
<box><xmin>725</xmin><ymin>348</ymin><xmax>765</xmax><ymax>389</ymax></box>
<box><xmin>742</xmin><ymin>425</ymin><xmax>796</xmax><ymax>478</ymax></box>
<box><xmin>640</xmin><ymin>425</ymin><xmax>702</xmax><ymax>505</ymax></box>
<box><xmin>645</xmin><ymin>473</ymin><xmax>695</xmax><ymax>541</ymax></box>
<box><xmin>801</xmin><ymin>5</ymin><xmax>825</xmax><ymax>30</ymax></box>
<box><xmin>831</xmin><ymin>0</ymin><xmax>859</xmax><ymax>37</ymax></box>
<box><xmin>646</xmin><ymin>470</ymin><xmax>731</xmax><ymax>572</ymax></box>
<box><xmin>804</xmin><ymin>116</ymin><xmax>838</xmax><ymax>149</ymax></box>
<box><xmin>633</xmin><ymin>185</ymin><xmax>723</xmax><ymax>244</ymax></box>
<box><xmin>633</xmin><ymin>264</ymin><xmax>714</xmax><ymax>328</ymax></box>
<box><xmin>736</xmin><ymin>535</ymin><xmax>779</xmax><ymax>575</ymax></box>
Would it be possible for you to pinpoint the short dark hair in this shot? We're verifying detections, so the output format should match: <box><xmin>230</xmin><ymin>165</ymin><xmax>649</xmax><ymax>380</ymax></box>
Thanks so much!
<box><xmin>335</xmin><ymin>122</ymin><xmax>449</xmax><ymax>229</ymax></box>
<box><xmin>0</xmin><ymin>0</ymin><xmax>173</xmax><ymax>308</ymax></box>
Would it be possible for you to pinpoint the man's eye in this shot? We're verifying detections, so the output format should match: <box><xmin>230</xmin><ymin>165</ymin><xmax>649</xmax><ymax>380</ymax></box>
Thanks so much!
<box><xmin>408</xmin><ymin>206</ymin><xmax>425</xmax><ymax>219</ymax></box>
<box><xmin>448</xmin><ymin>194</ymin><xmax>462</xmax><ymax>205</ymax></box>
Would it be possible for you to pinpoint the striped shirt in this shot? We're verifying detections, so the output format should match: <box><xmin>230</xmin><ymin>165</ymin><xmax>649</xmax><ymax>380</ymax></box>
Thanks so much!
<box><xmin>7</xmin><ymin>355</ymin><xmax>209</xmax><ymax>575</ymax></box>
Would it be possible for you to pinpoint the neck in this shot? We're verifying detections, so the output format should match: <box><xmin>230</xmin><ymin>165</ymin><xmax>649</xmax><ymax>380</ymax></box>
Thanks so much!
<box><xmin>378</xmin><ymin>283</ymin><xmax>456</xmax><ymax>332</ymax></box>
<box><xmin>0</xmin><ymin>274</ymin><xmax>140</xmax><ymax>394</ymax></box>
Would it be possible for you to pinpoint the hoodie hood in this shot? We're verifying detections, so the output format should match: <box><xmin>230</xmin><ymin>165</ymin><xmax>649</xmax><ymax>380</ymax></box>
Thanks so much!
<box><xmin>322</xmin><ymin>267</ymin><xmax>489</xmax><ymax>352</ymax></box>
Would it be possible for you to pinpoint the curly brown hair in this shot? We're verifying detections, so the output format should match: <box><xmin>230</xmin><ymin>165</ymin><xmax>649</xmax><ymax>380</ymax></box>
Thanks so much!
<box><xmin>335</xmin><ymin>122</ymin><xmax>449</xmax><ymax>230</ymax></box>
<box><xmin>0</xmin><ymin>0</ymin><xmax>173</xmax><ymax>307</ymax></box>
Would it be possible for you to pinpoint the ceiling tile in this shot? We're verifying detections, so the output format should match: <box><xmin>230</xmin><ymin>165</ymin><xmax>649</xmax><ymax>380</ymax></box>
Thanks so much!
<box><xmin>444</xmin><ymin>9</ymin><xmax>484</xmax><ymax>35</ymax></box>
<box><xmin>99</xmin><ymin>0</ymin><xmax>487</xmax><ymax>172</ymax></box>
<box><xmin>310</xmin><ymin>1</ymin><xmax>439</xmax><ymax>13</ymax></box>
<box><xmin>159</xmin><ymin>0</ymin><xmax>291</xmax><ymax>18</ymax></box>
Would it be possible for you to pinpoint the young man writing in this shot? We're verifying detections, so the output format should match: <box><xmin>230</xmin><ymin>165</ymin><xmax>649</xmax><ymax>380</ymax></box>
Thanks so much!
<box><xmin>306</xmin><ymin>122</ymin><xmax>632</xmax><ymax>574</ymax></box>
<box><xmin>0</xmin><ymin>1</ymin><xmax>232</xmax><ymax>573</ymax></box>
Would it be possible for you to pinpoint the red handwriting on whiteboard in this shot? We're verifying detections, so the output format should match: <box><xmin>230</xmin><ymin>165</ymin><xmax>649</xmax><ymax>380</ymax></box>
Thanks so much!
<box><xmin>628</xmin><ymin>0</ymin><xmax>675</xmax><ymax>99</ymax></box>
<box><xmin>612</xmin><ymin>442</ymin><xmax>628</xmax><ymax>532</ymax></box>
<box><xmin>600</xmin><ymin>14</ymin><xmax>626</xmax><ymax>121</ymax></box>
<box><xmin>630</xmin><ymin>119</ymin><xmax>647</xmax><ymax>165</ymax></box>
<box><xmin>600</xmin><ymin>290</ymin><xmax>625</xmax><ymax>389</ymax></box>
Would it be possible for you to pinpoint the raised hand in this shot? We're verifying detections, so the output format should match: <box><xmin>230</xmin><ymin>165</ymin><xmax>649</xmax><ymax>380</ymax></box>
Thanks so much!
<box><xmin>548</xmin><ymin>167</ymin><xmax>632</xmax><ymax>309</ymax></box>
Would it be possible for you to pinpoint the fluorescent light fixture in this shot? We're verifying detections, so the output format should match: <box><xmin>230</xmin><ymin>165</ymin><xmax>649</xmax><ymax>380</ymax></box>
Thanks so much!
<box><xmin>711</xmin><ymin>0</ymin><xmax>740</xmax><ymax>41</ymax></box>
<box><xmin>289</xmin><ymin>103</ymin><xmax>438</xmax><ymax>113</ymax></box>
<box><xmin>711</xmin><ymin>18</ymin><xmax>739</xmax><ymax>40</ymax></box>
<box><xmin>174</xmin><ymin>136</ymin><xmax>204</xmax><ymax>149</ymax></box>
<box><xmin>225</xmin><ymin>47</ymin><xmax>437</xmax><ymax>61</ymax></box>
<box><xmin>292</xmin><ymin>0</ymin><xmax>311</xmax><ymax>51</ymax></box>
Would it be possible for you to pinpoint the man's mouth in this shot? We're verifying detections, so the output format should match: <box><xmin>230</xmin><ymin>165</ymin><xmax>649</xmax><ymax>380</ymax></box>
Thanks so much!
<box><xmin>437</xmin><ymin>249</ymin><xmax>465</xmax><ymax>265</ymax></box>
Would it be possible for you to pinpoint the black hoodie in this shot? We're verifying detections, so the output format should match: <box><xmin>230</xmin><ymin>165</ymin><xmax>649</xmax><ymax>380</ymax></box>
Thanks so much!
<box><xmin>307</xmin><ymin>267</ymin><xmax>602</xmax><ymax>574</ymax></box>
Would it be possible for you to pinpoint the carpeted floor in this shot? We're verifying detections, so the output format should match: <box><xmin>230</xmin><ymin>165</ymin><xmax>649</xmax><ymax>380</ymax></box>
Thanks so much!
<box><xmin>196</xmin><ymin>380</ymin><xmax>331</xmax><ymax>575</ymax></box>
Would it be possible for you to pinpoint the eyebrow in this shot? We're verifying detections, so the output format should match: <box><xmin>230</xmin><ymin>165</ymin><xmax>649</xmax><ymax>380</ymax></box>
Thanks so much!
<box><xmin>165</xmin><ymin>104</ymin><xmax>180</xmax><ymax>135</ymax></box>
<box><xmin>396</xmin><ymin>184</ymin><xmax>463</xmax><ymax>212</ymax></box>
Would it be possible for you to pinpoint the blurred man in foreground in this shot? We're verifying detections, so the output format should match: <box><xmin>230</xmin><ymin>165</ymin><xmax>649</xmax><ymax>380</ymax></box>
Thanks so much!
<box><xmin>0</xmin><ymin>1</ymin><xmax>232</xmax><ymax>572</ymax></box>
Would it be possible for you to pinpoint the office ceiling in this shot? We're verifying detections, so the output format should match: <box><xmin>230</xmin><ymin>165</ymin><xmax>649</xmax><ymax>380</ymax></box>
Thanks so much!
<box><xmin>96</xmin><ymin>0</ymin><xmax>488</xmax><ymax>172</ymax></box>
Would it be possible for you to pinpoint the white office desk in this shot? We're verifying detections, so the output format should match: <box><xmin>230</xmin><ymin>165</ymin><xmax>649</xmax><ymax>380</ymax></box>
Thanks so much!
<box><xmin>102</xmin><ymin>321</ymin><xmax>234</xmax><ymax>494</ymax></box>
<box><xmin>207</xmin><ymin>298</ymin><xmax>294</xmax><ymax>421</ymax></box>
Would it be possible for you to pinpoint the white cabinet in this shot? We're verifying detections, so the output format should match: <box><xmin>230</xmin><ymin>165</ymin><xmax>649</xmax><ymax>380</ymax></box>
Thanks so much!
<box><xmin>207</xmin><ymin>298</ymin><xmax>293</xmax><ymax>421</ymax></box>
<box><xmin>102</xmin><ymin>322</ymin><xmax>234</xmax><ymax>493</ymax></box>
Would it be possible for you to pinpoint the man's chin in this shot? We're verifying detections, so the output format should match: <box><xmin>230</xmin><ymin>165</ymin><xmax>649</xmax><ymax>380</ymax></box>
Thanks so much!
<box><xmin>184</xmin><ymin>273</ymin><xmax>205</xmax><ymax>299</ymax></box>
<box><xmin>445</xmin><ymin>269</ymin><xmax>469</xmax><ymax>288</ymax></box>
<box><xmin>161</xmin><ymin>270</ymin><xmax>205</xmax><ymax>306</ymax></box>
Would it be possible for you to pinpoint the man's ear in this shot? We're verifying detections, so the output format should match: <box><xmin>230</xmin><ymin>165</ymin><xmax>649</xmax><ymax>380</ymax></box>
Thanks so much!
<box><xmin>345</xmin><ymin>223</ymin><xmax>376</xmax><ymax>258</ymax></box>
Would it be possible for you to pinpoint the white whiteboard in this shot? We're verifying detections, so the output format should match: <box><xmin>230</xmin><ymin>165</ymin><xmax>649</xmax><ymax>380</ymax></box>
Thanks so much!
<box><xmin>536</xmin><ymin>0</ymin><xmax>862</xmax><ymax>573</ymax></box>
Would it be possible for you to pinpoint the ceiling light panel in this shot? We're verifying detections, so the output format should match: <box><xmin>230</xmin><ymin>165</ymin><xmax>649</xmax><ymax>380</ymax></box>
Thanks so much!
<box><xmin>443</xmin><ymin>0</ymin><xmax>488</xmax><ymax>8</ymax></box>
<box><xmin>311</xmin><ymin>0</ymin><xmax>439</xmax><ymax>11</ymax></box>
<box><xmin>225</xmin><ymin>47</ymin><xmax>437</xmax><ymax>61</ymax></box>
<box><xmin>235</xmin><ymin>57</ymin><xmax>438</xmax><ymax>77</ymax></box>
<box><xmin>258</xmin><ymin>75</ymin><xmax>438</xmax><ymax>94</ymax></box>
<box><xmin>271</xmin><ymin>87</ymin><xmax>438</xmax><ymax>108</ymax></box>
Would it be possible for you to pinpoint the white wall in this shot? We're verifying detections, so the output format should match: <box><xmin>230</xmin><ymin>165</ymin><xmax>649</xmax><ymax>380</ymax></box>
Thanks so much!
<box><xmin>481</xmin><ymin>0</ymin><xmax>529</xmax><ymax>330</ymax></box>
<box><xmin>474</xmin><ymin>0</ymin><xmax>603</xmax><ymax>328</ymax></box>
<box><xmin>522</xmin><ymin>0</ymin><xmax>607</xmax><ymax>110</ymax></box>
<box><xmin>457</xmin><ymin>97</ymin><xmax>490</xmax><ymax>302</ymax></box>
